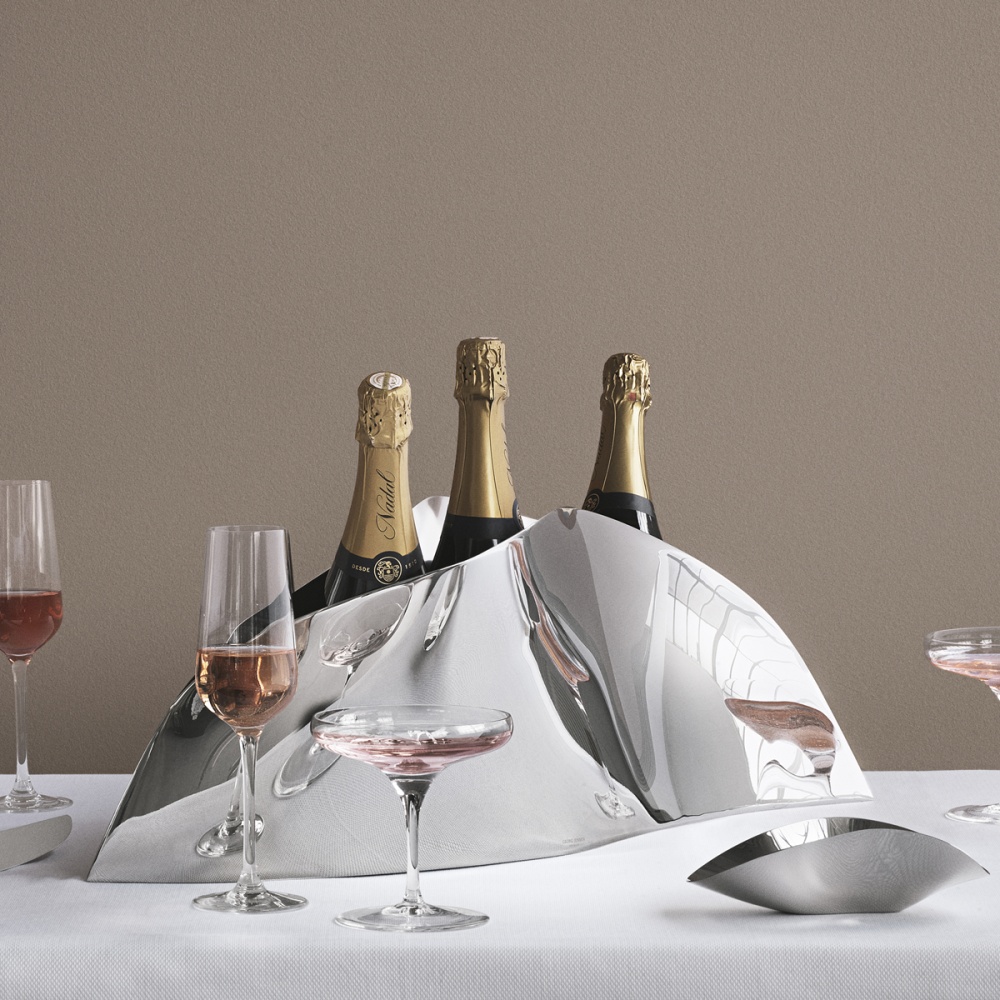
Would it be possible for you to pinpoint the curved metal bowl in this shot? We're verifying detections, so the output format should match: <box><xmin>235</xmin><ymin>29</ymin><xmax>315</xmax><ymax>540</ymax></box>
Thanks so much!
<box><xmin>688</xmin><ymin>816</ymin><xmax>987</xmax><ymax>913</ymax></box>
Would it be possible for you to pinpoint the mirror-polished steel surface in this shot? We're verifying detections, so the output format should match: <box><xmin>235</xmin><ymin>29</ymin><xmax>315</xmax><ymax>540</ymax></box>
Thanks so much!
<box><xmin>688</xmin><ymin>816</ymin><xmax>987</xmax><ymax>913</ymax></box>
<box><xmin>89</xmin><ymin>500</ymin><xmax>871</xmax><ymax>883</ymax></box>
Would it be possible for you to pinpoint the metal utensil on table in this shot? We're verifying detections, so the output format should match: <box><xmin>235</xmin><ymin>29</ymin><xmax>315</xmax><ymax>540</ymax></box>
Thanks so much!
<box><xmin>0</xmin><ymin>815</ymin><xmax>72</xmax><ymax>872</ymax></box>
<box><xmin>688</xmin><ymin>816</ymin><xmax>987</xmax><ymax>914</ymax></box>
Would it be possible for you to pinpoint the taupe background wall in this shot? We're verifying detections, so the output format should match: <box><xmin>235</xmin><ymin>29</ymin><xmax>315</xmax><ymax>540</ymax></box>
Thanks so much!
<box><xmin>2</xmin><ymin>3</ymin><xmax>998</xmax><ymax>775</ymax></box>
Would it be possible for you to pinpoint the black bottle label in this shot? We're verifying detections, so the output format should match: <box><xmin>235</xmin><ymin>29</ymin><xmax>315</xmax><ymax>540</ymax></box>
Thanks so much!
<box><xmin>332</xmin><ymin>543</ymin><xmax>424</xmax><ymax>586</ymax></box>
<box><xmin>583</xmin><ymin>489</ymin><xmax>656</xmax><ymax>518</ymax></box>
<box><xmin>438</xmin><ymin>512</ymin><xmax>523</xmax><ymax>542</ymax></box>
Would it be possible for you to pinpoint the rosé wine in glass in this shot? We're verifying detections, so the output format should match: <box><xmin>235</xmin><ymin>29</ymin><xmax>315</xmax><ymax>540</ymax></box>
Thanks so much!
<box><xmin>0</xmin><ymin>481</ymin><xmax>71</xmax><ymax>813</ymax></box>
<box><xmin>925</xmin><ymin>628</ymin><xmax>1000</xmax><ymax>823</ymax></box>
<box><xmin>311</xmin><ymin>704</ymin><xmax>512</xmax><ymax>932</ymax></box>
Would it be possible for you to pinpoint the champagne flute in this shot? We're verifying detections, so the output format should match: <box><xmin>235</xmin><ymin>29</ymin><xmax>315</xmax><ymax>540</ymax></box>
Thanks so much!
<box><xmin>311</xmin><ymin>704</ymin><xmax>512</xmax><ymax>932</ymax></box>
<box><xmin>193</xmin><ymin>525</ymin><xmax>306</xmax><ymax>913</ymax></box>
<box><xmin>925</xmin><ymin>628</ymin><xmax>1000</xmax><ymax>823</ymax></box>
<box><xmin>0</xmin><ymin>480</ymin><xmax>71</xmax><ymax>813</ymax></box>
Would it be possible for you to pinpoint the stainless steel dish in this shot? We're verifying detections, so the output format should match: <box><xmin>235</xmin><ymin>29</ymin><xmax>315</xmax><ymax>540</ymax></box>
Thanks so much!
<box><xmin>688</xmin><ymin>816</ymin><xmax>987</xmax><ymax>913</ymax></box>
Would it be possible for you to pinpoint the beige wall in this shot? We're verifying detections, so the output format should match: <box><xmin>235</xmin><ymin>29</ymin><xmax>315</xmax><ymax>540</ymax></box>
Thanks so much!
<box><xmin>3</xmin><ymin>2</ymin><xmax>999</xmax><ymax>774</ymax></box>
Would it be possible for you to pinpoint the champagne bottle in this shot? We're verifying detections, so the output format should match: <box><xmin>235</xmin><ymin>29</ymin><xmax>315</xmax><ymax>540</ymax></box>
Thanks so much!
<box><xmin>582</xmin><ymin>353</ymin><xmax>662</xmax><ymax>539</ymax></box>
<box><xmin>322</xmin><ymin>372</ymin><xmax>425</xmax><ymax>605</ymax></box>
<box><xmin>431</xmin><ymin>338</ymin><xmax>523</xmax><ymax>571</ymax></box>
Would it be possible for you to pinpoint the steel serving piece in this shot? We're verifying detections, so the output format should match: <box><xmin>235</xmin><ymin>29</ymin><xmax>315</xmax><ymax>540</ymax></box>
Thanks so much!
<box><xmin>687</xmin><ymin>816</ymin><xmax>986</xmax><ymax>913</ymax></box>
<box><xmin>89</xmin><ymin>501</ymin><xmax>871</xmax><ymax>883</ymax></box>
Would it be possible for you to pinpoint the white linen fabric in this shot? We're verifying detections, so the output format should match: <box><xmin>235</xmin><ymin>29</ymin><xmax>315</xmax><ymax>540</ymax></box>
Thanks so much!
<box><xmin>0</xmin><ymin>771</ymin><xmax>997</xmax><ymax>999</ymax></box>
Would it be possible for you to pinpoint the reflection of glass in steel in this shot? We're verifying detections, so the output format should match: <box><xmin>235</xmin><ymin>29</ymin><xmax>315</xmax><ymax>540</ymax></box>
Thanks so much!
<box><xmin>510</xmin><ymin>539</ymin><xmax>634</xmax><ymax>819</ymax></box>
<box><xmin>725</xmin><ymin>698</ymin><xmax>837</xmax><ymax>800</ymax></box>
<box><xmin>725</xmin><ymin>698</ymin><xmax>837</xmax><ymax>773</ymax></box>
<box><xmin>195</xmin><ymin>768</ymin><xmax>264</xmax><ymax>857</ymax></box>
<box><xmin>319</xmin><ymin>593</ymin><xmax>410</xmax><ymax>667</ymax></box>
<box><xmin>423</xmin><ymin>566</ymin><xmax>463</xmax><ymax>651</ymax></box>
<box><xmin>274</xmin><ymin>589</ymin><xmax>412</xmax><ymax>799</ymax></box>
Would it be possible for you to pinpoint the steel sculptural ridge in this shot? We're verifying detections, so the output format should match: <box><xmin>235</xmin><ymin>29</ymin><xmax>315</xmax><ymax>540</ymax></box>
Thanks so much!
<box><xmin>89</xmin><ymin>500</ymin><xmax>870</xmax><ymax>883</ymax></box>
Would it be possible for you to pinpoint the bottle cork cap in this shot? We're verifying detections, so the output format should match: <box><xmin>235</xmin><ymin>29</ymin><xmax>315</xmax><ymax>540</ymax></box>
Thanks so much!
<box><xmin>454</xmin><ymin>338</ymin><xmax>509</xmax><ymax>402</ymax></box>
<box><xmin>602</xmin><ymin>353</ymin><xmax>651</xmax><ymax>409</ymax></box>
<box><xmin>356</xmin><ymin>372</ymin><xmax>412</xmax><ymax>448</ymax></box>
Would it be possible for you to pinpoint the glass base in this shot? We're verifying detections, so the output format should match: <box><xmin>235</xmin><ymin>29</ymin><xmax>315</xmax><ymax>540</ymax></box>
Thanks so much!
<box><xmin>273</xmin><ymin>741</ymin><xmax>337</xmax><ymax>798</ymax></box>
<box><xmin>946</xmin><ymin>803</ymin><xmax>1000</xmax><ymax>824</ymax></box>
<box><xmin>0</xmin><ymin>790</ymin><xmax>72</xmax><ymax>814</ymax></box>
<box><xmin>336</xmin><ymin>900</ymin><xmax>488</xmax><ymax>933</ymax></box>
<box><xmin>193</xmin><ymin>885</ymin><xmax>307</xmax><ymax>914</ymax></box>
<box><xmin>595</xmin><ymin>791</ymin><xmax>635</xmax><ymax>819</ymax></box>
<box><xmin>195</xmin><ymin>815</ymin><xmax>264</xmax><ymax>858</ymax></box>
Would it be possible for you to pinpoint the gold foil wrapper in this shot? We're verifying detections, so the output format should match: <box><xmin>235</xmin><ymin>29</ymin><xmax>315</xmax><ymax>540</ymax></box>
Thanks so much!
<box><xmin>588</xmin><ymin>353</ymin><xmax>652</xmax><ymax>499</ymax></box>
<box><xmin>356</xmin><ymin>372</ymin><xmax>412</xmax><ymax>449</ymax></box>
<box><xmin>601</xmin><ymin>353</ymin><xmax>651</xmax><ymax>410</ymax></box>
<box><xmin>455</xmin><ymin>338</ymin><xmax>509</xmax><ymax>402</ymax></box>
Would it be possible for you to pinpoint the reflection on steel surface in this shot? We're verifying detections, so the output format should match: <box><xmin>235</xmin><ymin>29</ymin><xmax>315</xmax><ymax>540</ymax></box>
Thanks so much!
<box><xmin>688</xmin><ymin>817</ymin><xmax>987</xmax><ymax>913</ymax></box>
<box><xmin>89</xmin><ymin>500</ymin><xmax>871</xmax><ymax>883</ymax></box>
<box><xmin>510</xmin><ymin>536</ymin><xmax>634</xmax><ymax>819</ymax></box>
<box><xmin>724</xmin><ymin>698</ymin><xmax>838</xmax><ymax>798</ymax></box>
<box><xmin>272</xmin><ymin>588</ymin><xmax>414</xmax><ymax>799</ymax></box>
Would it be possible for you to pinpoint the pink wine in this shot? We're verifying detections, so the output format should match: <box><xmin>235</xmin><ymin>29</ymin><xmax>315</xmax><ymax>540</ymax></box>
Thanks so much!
<box><xmin>196</xmin><ymin>647</ymin><xmax>297</xmax><ymax>731</ymax></box>
<box><xmin>0</xmin><ymin>590</ymin><xmax>63</xmax><ymax>659</ymax></box>
<box><xmin>313</xmin><ymin>728</ymin><xmax>513</xmax><ymax>776</ymax></box>
<box><xmin>725</xmin><ymin>698</ymin><xmax>836</xmax><ymax>754</ymax></box>
<box><xmin>930</xmin><ymin>651</ymin><xmax>1000</xmax><ymax>688</ymax></box>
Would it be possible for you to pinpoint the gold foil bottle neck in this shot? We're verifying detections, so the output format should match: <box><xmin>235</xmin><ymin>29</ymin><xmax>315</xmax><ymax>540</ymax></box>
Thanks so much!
<box><xmin>356</xmin><ymin>372</ymin><xmax>412</xmax><ymax>449</ymax></box>
<box><xmin>454</xmin><ymin>338</ymin><xmax>509</xmax><ymax>402</ymax></box>
<box><xmin>601</xmin><ymin>353</ymin><xmax>651</xmax><ymax>410</ymax></box>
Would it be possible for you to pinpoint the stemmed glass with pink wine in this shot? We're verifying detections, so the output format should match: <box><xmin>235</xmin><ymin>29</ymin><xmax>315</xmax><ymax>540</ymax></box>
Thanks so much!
<box><xmin>192</xmin><ymin>525</ymin><xmax>306</xmax><ymax>913</ymax></box>
<box><xmin>311</xmin><ymin>704</ymin><xmax>512</xmax><ymax>932</ymax></box>
<box><xmin>0</xmin><ymin>481</ymin><xmax>71</xmax><ymax>813</ymax></box>
<box><xmin>925</xmin><ymin>628</ymin><xmax>1000</xmax><ymax>823</ymax></box>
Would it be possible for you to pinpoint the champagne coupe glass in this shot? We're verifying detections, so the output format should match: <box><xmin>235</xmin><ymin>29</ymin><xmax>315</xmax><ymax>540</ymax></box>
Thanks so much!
<box><xmin>925</xmin><ymin>628</ymin><xmax>1000</xmax><ymax>823</ymax></box>
<box><xmin>311</xmin><ymin>705</ymin><xmax>512</xmax><ymax>932</ymax></box>
<box><xmin>192</xmin><ymin>525</ymin><xmax>306</xmax><ymax>912</ymax></box>
<box><xmin>0</xmin><ymin>480</ymin><xmax>71</xmax><ymax>813</ymax></box>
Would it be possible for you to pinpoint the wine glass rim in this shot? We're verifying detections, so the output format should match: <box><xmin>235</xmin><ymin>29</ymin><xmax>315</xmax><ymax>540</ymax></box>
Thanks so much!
<box><xmin>207</xmin><ymin>524</ymin><xmax>287</xmax><ymax>534</ymax></box>
<box><xmin>0</xmin><ymin>480</ymin><xmax>51</xmax><ymax>487</ymax></box>
<box><xmin>313</xmin><ymin>704</ymin><xmax>512</xmax><ymax>726</ymax></box>
<box><xmin>926</xmin><ymin>627</ymin><xmax>1000</xmax><ymax>645</ymax></box>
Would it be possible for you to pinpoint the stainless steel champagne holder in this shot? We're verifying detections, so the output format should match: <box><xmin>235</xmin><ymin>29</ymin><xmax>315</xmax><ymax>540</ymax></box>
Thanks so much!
<box><xmin>89</xmin><ymin>499</ymin><xmax>870</xmax><ymax>882</ymax></box>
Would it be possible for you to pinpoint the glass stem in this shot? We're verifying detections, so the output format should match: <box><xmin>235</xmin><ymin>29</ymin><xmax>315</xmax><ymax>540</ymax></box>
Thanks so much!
<box><xmin>10</xmin><ymin>658</ymin><xmax>36</xmax><ymax>798</ymax></box>
<box><xmin>393</xmin><ymin>777</ymin><xmax>432</xmax><ymax>907</ymax></box>
<box><xmin>236</xmin><ymin>732</ymin><xmax>261</xmax><ymax>893</ymax></box>
<box><xmin>221</xmin><ymin>768</ymin><xmax>242</xmax><ymax>836</ymax></box>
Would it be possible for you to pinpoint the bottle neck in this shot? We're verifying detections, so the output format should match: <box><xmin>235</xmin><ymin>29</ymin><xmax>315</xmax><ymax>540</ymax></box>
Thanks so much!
<box><xmin>447</xmin><ymin>397</ymin><xmax>518</xmax><ymax>520</ymax></box>
<box><xmin>587</xmin><ymin>401</ymin><xmax>651</xmax><ymax>499</ymax></box>
<box><xmin>340</xmin><ymin>442</ymin><xmax>420</xmax><ymax>558</ymax></box>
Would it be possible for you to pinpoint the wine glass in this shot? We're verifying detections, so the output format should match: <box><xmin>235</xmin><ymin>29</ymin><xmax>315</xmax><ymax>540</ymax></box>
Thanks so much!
<box><xmin>0</xmin><ymin>480</ymin><xmax>71</xmax><ymax>813</ymax></box>
<box><xmin>192</xmin><ymin>525</ymin><xmax>306</xmax><ymax>913</ymax></box>
<box><xmin>925</xmin><ymin>628</ymin><xmax>1000</xmax><ymax>823</ymax></box>
<box><xmin>311</xmin><ymin>704</ymin><xmax>512</xmax><ymax>932</ymax></box>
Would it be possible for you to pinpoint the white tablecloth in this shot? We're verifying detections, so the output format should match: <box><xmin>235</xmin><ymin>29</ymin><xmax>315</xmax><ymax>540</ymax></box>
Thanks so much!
<box><xmin>2</xmin><ymin>771</ymin><xmax>998</xmax><ymax>999</ymax></box>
